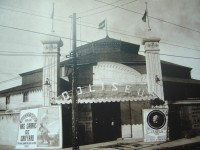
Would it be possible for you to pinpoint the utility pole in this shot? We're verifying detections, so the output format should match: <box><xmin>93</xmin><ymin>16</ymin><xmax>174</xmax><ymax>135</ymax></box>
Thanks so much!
<box><xmin>71</xmin><ymin>13</ymin><xmax>79</xmax><ymax>150</ymax></box>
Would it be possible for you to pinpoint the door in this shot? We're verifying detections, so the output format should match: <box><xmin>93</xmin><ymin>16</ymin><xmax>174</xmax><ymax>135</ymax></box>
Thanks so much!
<box><xmin>92</xmin><ymin>102</ymin><xmax>121</xmax><ymax>143</ymax></box>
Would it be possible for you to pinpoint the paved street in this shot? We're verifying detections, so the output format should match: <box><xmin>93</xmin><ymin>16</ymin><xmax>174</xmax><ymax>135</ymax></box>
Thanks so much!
<box><xmin>64</xmin><ymin>136</ymin><xmax>200</xmax><ymax>150</ymax></box>
<box><xmin>1</xmin><ymin>136</ymin><xmax>200</xmax><ymax>150</ymax></box>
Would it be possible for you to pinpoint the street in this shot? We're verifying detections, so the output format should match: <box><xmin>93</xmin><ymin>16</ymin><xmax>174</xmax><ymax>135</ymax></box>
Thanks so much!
<box><xmin>1</xmin><ymin>136</ymin><xmax>200</xmax><ymax>150</ymax></box>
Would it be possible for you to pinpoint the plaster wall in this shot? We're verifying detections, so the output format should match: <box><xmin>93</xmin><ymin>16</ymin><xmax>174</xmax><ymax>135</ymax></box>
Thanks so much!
<box><xmin>121</xmin><ymin>124</ymin><xmax>143</xmax><ymax>139</ymax></box>
<box><xmin>0</xmin><ymin>113</ymin><xmax>19</xmax><ymax>145</ymax></box>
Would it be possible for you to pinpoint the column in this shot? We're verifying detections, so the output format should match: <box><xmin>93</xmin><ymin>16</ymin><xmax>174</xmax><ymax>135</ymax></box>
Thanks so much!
<box><xmin>42</xmin><ymin>37</ymin><xmax>63</xmax><ymax>106</ymax></box>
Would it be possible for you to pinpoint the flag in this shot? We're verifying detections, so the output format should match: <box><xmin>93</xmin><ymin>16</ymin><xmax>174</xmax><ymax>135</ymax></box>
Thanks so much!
<box><xmin>142</xmin><ymin>10</ymin><xmax>147</xmax><ymax>22</ymax></box>
<box><xmin>51</xmin><ymin>3</ymin><xmax>54</xmax><ymax>19</ymax></box>
<box><xmin>98</xmin><ymin>19</ymin><xmax>106</xmax><ymax>29</ymax></box>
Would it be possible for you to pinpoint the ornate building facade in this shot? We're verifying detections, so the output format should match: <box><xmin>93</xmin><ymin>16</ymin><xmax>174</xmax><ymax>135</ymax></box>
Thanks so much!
<box><xmin>0</xmin><ymin>36</ymin><xmax>200</xmax><ymax>146</ymax></box>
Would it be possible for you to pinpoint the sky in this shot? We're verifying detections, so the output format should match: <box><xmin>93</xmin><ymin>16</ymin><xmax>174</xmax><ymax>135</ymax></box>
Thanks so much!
<box><xmin>0</xmin><ymin>0</ymin><xmax>200</xmax><ymax>87</ymax></box>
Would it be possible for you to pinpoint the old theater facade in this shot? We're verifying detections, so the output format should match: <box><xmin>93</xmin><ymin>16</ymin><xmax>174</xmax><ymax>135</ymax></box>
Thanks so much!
<box><xmin>54</xmin><ymin>37</ymin><xmax>165</xmax><ymax>144</ymax></box>
<box><xmin>1</xmin><ymin>35</ymin><xmax>200</xmax><ymax>146</ymax></box>
<box><xmin>58</xmin><ymin>61</ymin><xmax>156</xmax><ymax>144</ymax></box>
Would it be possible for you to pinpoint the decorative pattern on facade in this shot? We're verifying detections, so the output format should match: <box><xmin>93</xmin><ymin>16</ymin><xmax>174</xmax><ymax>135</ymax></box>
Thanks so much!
<box><xmin>93</xmin><ymin>62</ymin><xmax>147</xmax><ymax>85</ymax></box>
<box><xmin>144</xmin><ymin>42</ymin><xmax>159</xmax><ymax>51</ymax></box>
<box><xmin>52</xmin><ymin>84</ymin><xmax>156</xmax><ymax>104</ymax></box>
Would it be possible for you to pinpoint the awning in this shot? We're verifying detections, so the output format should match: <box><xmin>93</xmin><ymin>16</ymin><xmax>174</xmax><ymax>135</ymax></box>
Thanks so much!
<box><xmin>53</xmin><ymin>95</ymin><xmax>155</xmax><ymax>104</ymax></box>
<box><xmin>52</xmin><ymin>84</ymin><xmax>156</xmax><ymax>104</ymax></box>
<box><xmin>169</xmin><ymin>99</ymin><xmax>200</xmax><ymax>105</ymax></box>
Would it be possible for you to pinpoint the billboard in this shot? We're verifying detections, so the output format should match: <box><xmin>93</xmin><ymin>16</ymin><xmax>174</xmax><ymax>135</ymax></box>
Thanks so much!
<box><xmin>143</xmin><ymin>109</ymin><xmax>168</xmax><ymax>142</ymax></box>
<box><xmin>16</xmin><ymin>105</ymin><xmax>62</xmax><ymax>149</ymax></box>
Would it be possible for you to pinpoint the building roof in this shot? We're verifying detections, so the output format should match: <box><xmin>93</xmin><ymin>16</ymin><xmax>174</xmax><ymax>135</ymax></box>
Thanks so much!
<box><xmin>1</xmin><ymin>36</ymin><xmax>197</xmax><ymax>97</ymax></box>
<box><xmin>19</xmin><ymin>68</ymin><xmax>42</xmax><ymax>77</ymax></box>
<box><xmin>163</xmin><ymin>76</ymin><xmax>200</xmax><ymax>84</ymax></box>
<box><xmin>17</xmin><ymin>36</ymin><xmax>190</xmax><ymax>76</ymax></box>
<box><xmin>0</xmin><ymin>82</ymin><xmax>42</xmax><ymax>96</ymax></box>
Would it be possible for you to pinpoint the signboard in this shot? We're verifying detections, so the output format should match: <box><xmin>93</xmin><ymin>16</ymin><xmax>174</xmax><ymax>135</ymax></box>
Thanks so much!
<box><xmin>190</xmin><ymin>105</ymin><xmax>200</xmax><ymax>129</ymax></box>
<box><xmin>143</xmin><ymin>109</ymin><xmax>168</xmax><ymax>142</ymax></box>
<box><xmin>16</xmin><ymin>105</ymin><xmax>62</xmax><ymax>149</ymax></box>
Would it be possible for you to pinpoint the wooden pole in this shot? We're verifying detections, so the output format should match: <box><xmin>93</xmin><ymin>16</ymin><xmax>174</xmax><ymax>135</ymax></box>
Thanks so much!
<box><xmin>72</xmin><ymin>13</ymin><xmax>79</xmax><ymax>150</ymax></box>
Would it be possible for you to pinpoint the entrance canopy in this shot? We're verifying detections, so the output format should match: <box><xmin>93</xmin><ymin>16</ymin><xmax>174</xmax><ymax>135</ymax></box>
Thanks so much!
<box><xmin>53</xmin><ymin>62</ymin><xmax>155</xmax><ymax>104</ymax></box>
<box><xmin>53</xmin><ymin>84</ymin><xmax>155</xmax><ymax>104</ymax></box>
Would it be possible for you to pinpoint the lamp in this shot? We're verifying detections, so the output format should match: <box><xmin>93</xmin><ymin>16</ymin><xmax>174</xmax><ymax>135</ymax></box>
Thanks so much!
<box><xmin>44</xmin><ymin>78</ymin><xmax>50</xmax><ymax>86</ymax></box>
<box><xmin>155</xmin><ymin>75</ymin><xmax>160</xmax><ymax>82</ymax></box>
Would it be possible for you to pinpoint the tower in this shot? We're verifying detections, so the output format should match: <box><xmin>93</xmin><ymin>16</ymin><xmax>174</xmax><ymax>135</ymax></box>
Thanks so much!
<box><xmin>42</xmin><ymin>37</ymin><xmax>63</xmax><ymax>106</ymax></box>
<box><xmin>143</xmin><ymin>39</ymin><xmax>164</xmax><ymax>100</ymax></box>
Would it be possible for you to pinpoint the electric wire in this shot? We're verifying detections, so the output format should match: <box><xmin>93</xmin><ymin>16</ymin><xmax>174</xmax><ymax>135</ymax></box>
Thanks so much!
<box><xmin>80</xmin><ymin>0</ymin><xmax>140</xmax><ymax>18</ymax></box>
<box><xmin>1</xmin><ymin>2</ymin><xmax>200</xmax><ymax>50</ymax></box>
<box><xmin>0</xmin><ymin>76</ymin><xmax>21</xmax><ymax>84</ymax></box>
<box><xmin>79</xmin><ymin>22</ymin><xmax>200</xmax><ymax>52</ymax></box>
<box><xmin>140</xmin><ymin>51</ymin><xmax>200</xmax><ymax>60</ymax></box>
<box><xmin>93</xmin><ymin>0</ymin><xmax>200</xmax><ymax>34</ymax></box>
<box><xmin>0</xmin><ymin>5</ymin><xmax>71</xmax><ymax>23</ymax></box>
<box><xmin>0</xmin><ymin>23</ymin><xmax>89</xmax><ymax>43</ymax></box>
<box><xmin>77</xmin><ymin>0</ymin><xmax>123</xmax><ymax>15</ymax></box>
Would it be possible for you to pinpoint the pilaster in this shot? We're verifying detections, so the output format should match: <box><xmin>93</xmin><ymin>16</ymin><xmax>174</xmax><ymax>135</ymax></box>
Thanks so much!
<box><xmin>42</xmin><ymin>37</ymin><xmax>63</xmax><ymax>106</ymax></box>
<box><xmin>143</xmin><ymin>39</ymin><xmax>164</xmax><ymax>100</ymax></box>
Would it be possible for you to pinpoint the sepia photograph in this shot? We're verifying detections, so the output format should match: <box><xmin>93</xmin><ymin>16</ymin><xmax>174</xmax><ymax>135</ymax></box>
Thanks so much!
<box><xmin>0</xmin><ymin>0</ymin><xmax>200</xmax><ymax>149</ymax></box>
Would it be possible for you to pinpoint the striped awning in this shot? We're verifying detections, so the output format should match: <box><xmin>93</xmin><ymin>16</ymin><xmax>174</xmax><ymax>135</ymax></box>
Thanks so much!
<box><xmin>53</xmin><ymin>95</ymin><xmax>155</xmax><ymax>104</ymax></box>
<box><xmin>52</xmin><ymin>84</ymin><xmax>156</xmax><ymax>104</ymax></box>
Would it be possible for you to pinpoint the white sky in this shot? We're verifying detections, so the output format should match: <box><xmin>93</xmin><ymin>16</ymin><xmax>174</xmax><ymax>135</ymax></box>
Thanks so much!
<box><xmin>0</xmin><ymin>0</ymin><xmax>200</xmax><ymax>85</ymax></box>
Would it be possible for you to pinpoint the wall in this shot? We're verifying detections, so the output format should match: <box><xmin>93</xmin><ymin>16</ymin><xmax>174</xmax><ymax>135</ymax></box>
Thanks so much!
<box><xmin>28</xmin><ymin>90</ymin><xmax>43</xmax><ymax>105</ymax></box>
<box><xmin>7</xmin><ymin>94</ymin><xmax>23</xmax><ymax>110</ymax></box>
<box><xmin>121</xmin><ymin>124</ymin><xmax>143</xmax><ymax>139</ymax></box>
<box><xmin>5</xmin><ymin>90</ymin><xmax>43</xmax><ymax>110</ymax></box>
<box><xmin>0</xmin><ymin>113</ymin><xmax>19</xmax><ymax>145</ymax></box>
<box><xmin>21</xmin><ymin>69</ymin><xmax>42</xmax><ymax>85</ymax></box>
<box><xmin>0</xmin><ymin>97</ymin><xmax>6</xmax><ymax>110</ymax></box>
<box><xmin>79</xmin><ymin>104</ymin><xmax>93</xmax><ymax>144</ymax></box>
<box><xmin>0</xmin><ymin>78</ymin><xmax>22</xmax><ymax>91</ymax></box>
<box><xmin>120</xmin><ymin>101</ymin><xmax>151</xmax><ymax>139</ymax></box>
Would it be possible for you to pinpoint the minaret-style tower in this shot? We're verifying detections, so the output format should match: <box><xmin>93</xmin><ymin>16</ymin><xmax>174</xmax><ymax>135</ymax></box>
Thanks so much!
<box><xmin>143</xmin><ymin>39</ymin><xmax>164</xmax><ymax>100</ymax></box>
<box><xmin>42</xmin><ymin>37</ymin><xmax>63</xmax><ymax>106</ymax></box>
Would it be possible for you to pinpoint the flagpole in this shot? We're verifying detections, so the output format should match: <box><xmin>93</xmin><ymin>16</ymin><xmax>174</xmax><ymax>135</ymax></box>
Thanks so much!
<box><xmin>52</xmin><ymin>18</ymin><xmax>54</xmax><ymax>32</ymax></box>
<box><xmin>51</xmin><ymin>2</ymin><xmax>54</xmax><ymax>32</ymax></box>
<box><xmin>146</xmin><ymin>2</ymin><xmax>151</xmax><ymax>31</ymax></box>
<box><xmin>106</xmin><ymin>17</ymin><xmax>108</xmax><ymax>36</ymax></box>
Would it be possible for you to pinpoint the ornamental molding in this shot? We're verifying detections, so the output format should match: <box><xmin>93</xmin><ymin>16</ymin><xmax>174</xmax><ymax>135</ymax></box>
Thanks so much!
<box><xmin>44</xmin><ymin>44</ymin><xmax>58</xmax><ymax>51</ymax></box>
<box><xmin>144</xmin><ymin>42</ymin><xmax>159</xmax><ymax>51</ymax></box>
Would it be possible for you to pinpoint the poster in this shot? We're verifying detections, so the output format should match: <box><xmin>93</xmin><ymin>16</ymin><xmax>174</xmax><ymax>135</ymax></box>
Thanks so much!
<box><xmin>190</xmin><ymin>105</ymin><xmax>200</xmax><ymax>129</ymax></box>
<box><xmin>16</xmin><ymin>105</ymin><xmax>62</xmax><ymax>149</ymax></box>
<box><xmin>143</xmin><ymin>109</ymin><xmax>168</xmax><ymax>142</ymax></box>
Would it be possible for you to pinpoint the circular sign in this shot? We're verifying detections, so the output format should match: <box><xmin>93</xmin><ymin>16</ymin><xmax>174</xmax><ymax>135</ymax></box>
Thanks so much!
<box><xmin>147</xmin><ymin>110</ymin><xmax>166</xmax><ymax>129</ymax></box>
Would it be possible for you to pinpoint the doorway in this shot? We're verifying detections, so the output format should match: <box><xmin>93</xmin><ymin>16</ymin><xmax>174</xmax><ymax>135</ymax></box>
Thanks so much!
<box><xmin>92</xmin><ymin>102</ymin><xmax>121</xmax><ymax>143</ymax></box>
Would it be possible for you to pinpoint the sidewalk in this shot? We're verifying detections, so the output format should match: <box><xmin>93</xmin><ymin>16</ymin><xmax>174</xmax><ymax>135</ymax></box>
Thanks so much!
<box><xmin>141</xmin><ymin>136</ymin><xmax>200</xmax><ymax>150</ymax></box>
<box><xmin>63</xmin><ymin>136</ymin><xmax>200</xmax><ymax>150</ymax></box>
<box><xmin>1</xmin><ymin>136</ymin><xmax>200</xmax><ymax>150</ymax></box>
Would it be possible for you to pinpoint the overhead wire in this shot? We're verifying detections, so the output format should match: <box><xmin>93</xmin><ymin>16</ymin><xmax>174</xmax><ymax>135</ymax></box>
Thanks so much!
<box><xmin>1</xmin><ymin>1</ymin><xmax>200</xmax><ymax>51</ymax></box>
<box><xmin>0</xmin><ymin>19</ymin><xmax>200</xmax><ymax>56</ymax></box>
<box><xmin>0</xmin><ymin>76</ymin><xmax>21</xmax><ymax>84</ymax></box>
<box><xmin>139</xmin><ymin>51</ymin><xmax>200</xmax><ymax>60</ymax></box>
<box><xmin>0</xmin><ymin>23</ymin><xmax>89</xmax><ymax>43</ymax></box>
<box><xmin>92</xmin><ymin>0</ymin><xmax>200</xmax><ymax>34</ymax></box>
<box><xmin>0</xmin><ymin>4</ymin><xmax>71</xmax><ymax>24</ymax></box>
<box><xmin>78</xmin><ymin>21</ymin><xmax>200</xmax><ymax>52</ymax></box>
<box><xmin>77</xmin><ymin>0</ymin><xmax>123</xmax><ymax>15</ymax></box>
<box><xmin>0</xmin><ymin>1</ymin><xmax>199</xmax><ymax>58</ymax></box>
<box><xmin>80</xmin><ymin>0</ymin><xmax>140</xmax><ymax>18</ymax></box>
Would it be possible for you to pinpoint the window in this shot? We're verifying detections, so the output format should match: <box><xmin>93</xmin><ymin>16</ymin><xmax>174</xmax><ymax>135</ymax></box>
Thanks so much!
<box><xmin>23</xmin><ymin>92</ymin><xmax>28</xmax><ymax>102</ymax></box>
<box><xmin>6</xmin><ymin>95</ymin><xmax>10</xmax><ymax>104</ymax></box>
